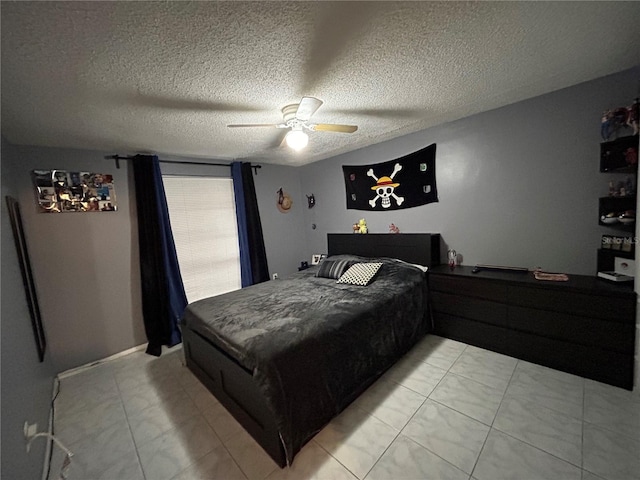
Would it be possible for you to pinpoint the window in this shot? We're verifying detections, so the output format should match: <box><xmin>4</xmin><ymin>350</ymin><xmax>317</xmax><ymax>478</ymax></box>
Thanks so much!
<box><xmin>163</xmin><ymin>176</ymin><xmax>241</xmax><ymax>303</ymax></box>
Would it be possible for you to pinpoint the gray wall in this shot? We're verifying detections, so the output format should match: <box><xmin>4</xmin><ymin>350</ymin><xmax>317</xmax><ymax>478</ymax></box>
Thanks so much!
<box><xmin>7</xmin><ymin>145</ymin><xmax>147</xmax><ymax>373</ymax></box>
<box><xmin>2</xmin><ymin>146</ymin><xmax>304</xmax><ymax>375</ymax></box>
<box><xmin>253</xmin><ymin>163</ymin><xmax>306</xmax><ymax>277</ymax></box>
<box><xmin>1</xmin><ymin>137</ymin><xmax>57</xmax><ymax>479</ymax></box>
<box><xmin>299</xmin><ymin>67</ymin><xmax>640</xmax><ymax>276</ymax></box>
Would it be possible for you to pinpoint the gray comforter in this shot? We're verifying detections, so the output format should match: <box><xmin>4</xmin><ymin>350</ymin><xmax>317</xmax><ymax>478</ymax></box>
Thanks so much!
<box><xmin>181</xmin><ymin>255</ymin><xmax>429</xmax><ymax>464</ymax></box>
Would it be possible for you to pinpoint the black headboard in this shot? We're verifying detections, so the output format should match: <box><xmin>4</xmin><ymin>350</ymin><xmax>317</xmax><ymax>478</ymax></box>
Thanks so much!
<box><xmin>327</xmin><ymin>233</ymin><xmax>441</xmax><ymax>267</ymax></box>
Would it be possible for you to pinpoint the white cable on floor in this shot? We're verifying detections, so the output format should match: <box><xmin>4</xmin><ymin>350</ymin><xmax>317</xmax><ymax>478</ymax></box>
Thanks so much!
<box><xmin>27</xmin><ymin>432</ymin><xmax>73</xmax><ymax>480</ymax></box>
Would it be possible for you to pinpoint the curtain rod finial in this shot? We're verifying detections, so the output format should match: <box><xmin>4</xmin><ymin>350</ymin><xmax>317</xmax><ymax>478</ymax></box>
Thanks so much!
<box><xmin>106</xmin><ymin>154</ymin><xmax>121</xmax><ymax>169</ymax></box>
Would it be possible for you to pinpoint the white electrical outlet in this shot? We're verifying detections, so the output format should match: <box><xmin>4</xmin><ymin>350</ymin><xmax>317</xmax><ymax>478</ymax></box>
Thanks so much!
<box><xmin>272</xmin><ymin>273</ymin><xmax>278</xmax><ymax>280</ymax></box>
<box><xmin>25</xmin><ymin>422</ymin><xmax>38</xmax><ymax>438</ymax></box>
<box><xmin>24</xmin><ymin>421</ymin><xmax>38</xmax><ymax>451</ymax></box>
<box><xmin>24</xmin><ymin>421</ymin><xmax>38</xmax><ymax>440</ymax></box>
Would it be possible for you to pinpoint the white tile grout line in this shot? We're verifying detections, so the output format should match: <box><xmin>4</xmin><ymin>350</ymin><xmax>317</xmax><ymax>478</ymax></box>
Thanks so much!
<box><xmin>471</xmin><ymin>359</ymin><xmax>591</xmax><ymax>474</ymax></box>
<box><xmin>112</xmin><ymin>365</ymin><xmax>149</xmax><ymax>480</ymax></box>
<box><xmin>361</xmin><ymin>342</ymin><xmax>470</xmax><ymax>479</ymax></box>
<box><xmin>468</xmin><ymin>355</ymin><xmax>519</xmax><ymax>479</ymax></box>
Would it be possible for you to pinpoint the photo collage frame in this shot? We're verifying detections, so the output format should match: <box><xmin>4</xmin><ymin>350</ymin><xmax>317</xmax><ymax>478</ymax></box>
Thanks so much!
<box><xmin>33</xmin><ymin>170</ymin><xmax>117</xmax><ymax>213</ymax></box>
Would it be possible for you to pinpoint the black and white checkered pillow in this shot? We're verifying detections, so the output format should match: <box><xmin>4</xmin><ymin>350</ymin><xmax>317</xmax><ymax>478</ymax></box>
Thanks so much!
<box><xmin>337</xmin><ymin>262</ymin><xmax>383</xmax><ymax>286</ymax></box>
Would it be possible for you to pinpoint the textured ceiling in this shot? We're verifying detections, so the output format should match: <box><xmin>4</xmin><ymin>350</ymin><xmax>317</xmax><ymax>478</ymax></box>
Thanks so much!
<box><xmin>2</xmin><ymin>1</ymin><xmax>640</xmax><ymax>166</ymax></box>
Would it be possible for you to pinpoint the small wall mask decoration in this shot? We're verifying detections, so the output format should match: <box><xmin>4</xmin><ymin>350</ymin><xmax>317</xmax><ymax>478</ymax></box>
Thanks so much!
<box><xmin>306</xmin><ymin>194</ymin><xmax>316</xmax><ymax>209</ymax></box>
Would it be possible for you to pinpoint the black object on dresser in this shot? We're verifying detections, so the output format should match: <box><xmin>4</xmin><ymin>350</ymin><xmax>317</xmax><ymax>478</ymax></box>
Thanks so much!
<box><xmin>429</xmin><ymin>265</ymin><xmax>636</xmax><ymax>390</ymax></box>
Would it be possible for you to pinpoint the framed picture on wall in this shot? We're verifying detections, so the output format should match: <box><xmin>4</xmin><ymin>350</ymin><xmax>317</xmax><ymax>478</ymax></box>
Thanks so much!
<box><xmin>32</xmin><ymin>170</ymin><xmax>117</xmax><ymax>213</ymax></box>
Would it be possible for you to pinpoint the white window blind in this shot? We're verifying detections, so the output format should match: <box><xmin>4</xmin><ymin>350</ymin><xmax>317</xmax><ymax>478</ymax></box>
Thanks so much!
<box><xmin>163</xmin><ymin>176</ymin><xmax>241</xmax><ymax>303</ymax></box>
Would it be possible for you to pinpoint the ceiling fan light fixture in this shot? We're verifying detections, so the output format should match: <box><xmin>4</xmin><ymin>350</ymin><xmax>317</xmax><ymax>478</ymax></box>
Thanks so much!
<box><xmin>285</xmin><ymin>129</ymin><xmax>308</xmax><ymax>151</ymax></box>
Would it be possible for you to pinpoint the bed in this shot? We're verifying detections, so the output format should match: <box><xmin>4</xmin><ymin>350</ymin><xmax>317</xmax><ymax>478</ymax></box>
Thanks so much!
<box><xmin>181</xmin><ymin>233</ymin><xmax>440</xmax><ymax>467</ymax></box>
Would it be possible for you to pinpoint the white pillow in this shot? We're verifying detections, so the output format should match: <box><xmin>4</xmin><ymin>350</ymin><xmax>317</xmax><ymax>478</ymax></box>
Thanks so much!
<box><xmin>411</xmin><ymin>263</ymin><xmax>429</xmax><ymax>272</ymax></box>
<box><xmin>393</xmin><ymin>258</ymin><xmax>429</xmax><ymax>272</ymax></box>
<box><xmin>337</xmin><ymin>262</ymin><xmax>383</xmax><ymax>286</ymax></box>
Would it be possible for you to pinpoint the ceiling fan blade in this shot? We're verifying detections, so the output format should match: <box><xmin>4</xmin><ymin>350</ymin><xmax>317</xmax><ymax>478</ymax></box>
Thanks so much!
<box><xmin>227</xmin><ymin>124</ymin><xmax>285</xmax><ymax>128</ymax></box>
<box><xmin>312</xmin><ymin>124</ymin><xmax>358</xmax><ymax>133</ymax></box>
<box><xmin>295</xmin><ymin>97</ymin><xmax>323</xmax><ymax>121</ymax></box>
<box><xmin>301</xmin><ymin>3</ymin><xmax>381</xmax><ymax>93</ymax></box>
<box><xmin>270</xmin><ymin>130</ymin><xmax>289</xmax><ymax>149</ymax></box>
<box><xmin>332</xmin><ymin>107</ymin><xmax>425</xmax><ymax>119</ymax></box>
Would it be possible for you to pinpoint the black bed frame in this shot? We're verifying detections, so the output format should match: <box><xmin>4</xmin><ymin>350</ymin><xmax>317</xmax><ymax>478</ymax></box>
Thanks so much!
<box><xmin>181</xmin><ymin>233</ymin><xmax>441</xmax><ymax>467</ymax></box>
<box><xmin>328</xmin><ymin>233</ymin><xmax>441</xmax><ymax>266</ymax></box>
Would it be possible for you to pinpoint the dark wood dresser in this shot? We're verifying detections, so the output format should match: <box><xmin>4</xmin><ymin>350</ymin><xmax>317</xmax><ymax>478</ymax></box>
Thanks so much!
<box><xmin>429</xmin><ymin>265</ymin><xmax>636</xmax><ymax>390</ymax></box>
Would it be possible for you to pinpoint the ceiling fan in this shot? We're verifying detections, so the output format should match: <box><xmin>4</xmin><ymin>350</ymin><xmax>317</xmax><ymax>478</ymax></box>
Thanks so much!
<box><xmin>227</xmin><ymin>96</ymin><xmax>358</xmax><ymax>151</ymax></box>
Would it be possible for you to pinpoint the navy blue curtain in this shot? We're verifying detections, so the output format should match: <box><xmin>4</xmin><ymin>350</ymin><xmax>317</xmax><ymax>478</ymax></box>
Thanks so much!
<box><xmin>231</xmin><ymin>162</ymin><xmax>269</xmax><ymax>286</ymax></box>
<box><xmin>132</xmin><ymin>155</ymin><xmax>187</xmax><ymax>356</ymax></box>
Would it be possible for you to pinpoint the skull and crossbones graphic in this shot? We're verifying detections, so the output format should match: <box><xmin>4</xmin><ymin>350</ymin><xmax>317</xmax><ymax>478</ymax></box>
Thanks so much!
<box><xmin>368</xmin><ymin>163</ymin><xmax>404</xmax><ymax>208</ymax></box>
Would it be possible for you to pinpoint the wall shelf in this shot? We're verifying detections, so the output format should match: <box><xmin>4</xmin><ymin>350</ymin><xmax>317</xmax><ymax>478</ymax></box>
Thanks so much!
<box><xmin>598</xmin><ymin>134</ymin><xmax>638</xmax><ymax>273</ymax></box>
<box><xmin>600</xmin><ymin>134</ymin><xmax>639</xmax><ymax>172</ymax></box>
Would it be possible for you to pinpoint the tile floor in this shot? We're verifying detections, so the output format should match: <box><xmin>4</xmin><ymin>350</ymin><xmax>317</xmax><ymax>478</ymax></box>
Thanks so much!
<box><xmin>50</xmin><ymin>335</ymin><xmax>640</xmax><ymax>480</ymax></box>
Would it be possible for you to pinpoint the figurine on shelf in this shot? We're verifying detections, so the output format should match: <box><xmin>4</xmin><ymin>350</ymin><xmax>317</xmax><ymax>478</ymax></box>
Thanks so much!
<box><xmin>601</xmin><ymin>110</ymin><xmax>613</xmax><ymax>141</ymax></box>
<box><xmin>447</xmin><ymin>249</ymin><xmax>457</xmax><ymax>270</ymax></box>
<box><xmin>612</xmin><ymin>107</ymin><xmax>629</xmax><ymax>131</ymax></box>
<box><xmin>601</xmin><ymin>100</ymin><xmax>640</xmax><ymax>140</ymax></box>
<box><xmin>358</xmin><ymin>218</ymin><xmax>368</xmax><ymax>234</ymax></box>
<box><xmin>625</xmin><ymin>147</ymin><xmax>638</xmax><ymax>167</ymax></box>
<box><xmin>389</xmin><ymin>223</ymin><xmax>400</xmax><ymax>234</ymax></box>
<box><xmin>626</xmin><ymin>176</ymin><xmax>634</xmax><ymax>196</ymax></box>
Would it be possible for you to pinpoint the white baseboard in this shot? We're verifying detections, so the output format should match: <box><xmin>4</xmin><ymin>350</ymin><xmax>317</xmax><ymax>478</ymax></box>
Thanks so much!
<box><xmin>57</xmin><ymin>344</ymin><xmax>147</xmax><ymax>379</ymax></box>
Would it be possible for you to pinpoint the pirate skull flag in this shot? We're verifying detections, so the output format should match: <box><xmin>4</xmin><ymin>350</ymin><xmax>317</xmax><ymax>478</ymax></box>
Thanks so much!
<box><xmin>342</xmin><ymin>143</ymin><xmax>438</xmax><ymax>211</ymax></box>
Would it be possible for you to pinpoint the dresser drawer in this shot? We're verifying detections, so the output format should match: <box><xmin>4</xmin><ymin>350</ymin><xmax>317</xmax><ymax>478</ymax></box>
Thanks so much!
<box><xmin>431</xmin><ymin>291</ymin><xmax>508</xmax><ymax>327</ymax></box>
<box><xmin>430</xmin><ymin>275</ymin><xmax>507</xmax><ymax>302</ymax></box>
<box><xmin>508</xmin><ymin>305</ymin><xmax>635</xmax><ymax>354</ymax></box>
<box><xmin>507</xmin><ymin>285</ymin><xmax>635</xmax><ymax>322</ymax></box>
<box><xmin>432</xmin><ymin>313</ymin><xmax>511</xmax><ymax>353</ymax></box>
<box><xmin>509</xmin><ymin>330</ymin><xmax>633</xmax><ymax>389</ymax></box>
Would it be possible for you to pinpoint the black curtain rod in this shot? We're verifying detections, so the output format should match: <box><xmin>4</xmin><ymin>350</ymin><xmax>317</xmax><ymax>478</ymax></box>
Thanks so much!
<box><xmin>105</xmin><ymin>155</ymin><xmax>262</xmax><ymax>174</ymax></box>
